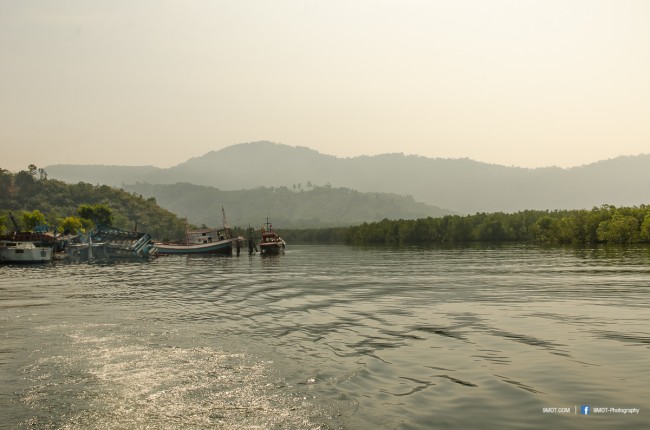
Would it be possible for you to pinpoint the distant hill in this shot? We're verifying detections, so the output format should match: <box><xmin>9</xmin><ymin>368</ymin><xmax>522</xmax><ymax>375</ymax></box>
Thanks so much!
<box><xmin>123</xmin><ymin>182</ymin><xmax>452</xmax><ymax>228</ymax></box>
<box><xmin>46</xmin><ymin>141</ymin><xmax>650</xmax><ymax>213</ymax></box>
<box><xmin>42</xmin><ymin>165</ymin><xmax>162</xmax><ymax>186</ymax></box>
<box><xmin>0</xmin><ymin>170</ymin><xmax>187</xmax><ymax>241</ymax></box>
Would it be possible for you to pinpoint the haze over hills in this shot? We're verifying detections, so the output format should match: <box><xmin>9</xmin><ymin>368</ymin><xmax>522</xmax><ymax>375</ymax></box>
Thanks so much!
<box><xmin>122</xmin><ymin>182</ymin><xmax>452</xmax><ymax>229</ymax></box>
<box><xmin>45</xmin><ymin>141</ymin><xmax>650</xmax><ymax>214</ymax></box>
<box><xmin>42</xmin><ymin>165</ymin><xmax>163</xmax><ymax>187</ymax></box>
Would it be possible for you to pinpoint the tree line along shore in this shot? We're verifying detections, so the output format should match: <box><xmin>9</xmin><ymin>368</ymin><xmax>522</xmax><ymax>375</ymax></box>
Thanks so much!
<box><xmin>3</xmin><ymin>165</ymin><xmax>650</xmax><ymax>246</ymax></box>
<box><xmin>284</xmin><ymin>205</ymin><xmax>650</xmax><ymax>245</ymax></box>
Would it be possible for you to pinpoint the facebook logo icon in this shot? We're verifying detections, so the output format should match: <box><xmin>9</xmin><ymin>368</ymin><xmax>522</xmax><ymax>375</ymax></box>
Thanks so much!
<box><xmin>581</xmin><ymin>405</ymin><xmax>590</xmax><ymax>415</ymax></box>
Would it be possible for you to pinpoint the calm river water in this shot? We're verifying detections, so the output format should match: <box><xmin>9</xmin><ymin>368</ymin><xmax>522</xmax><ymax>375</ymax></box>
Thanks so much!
<box><xmin>1</xmin><ymin>244</ymin><xmax>649</xmax><ymax>429</ymax></box>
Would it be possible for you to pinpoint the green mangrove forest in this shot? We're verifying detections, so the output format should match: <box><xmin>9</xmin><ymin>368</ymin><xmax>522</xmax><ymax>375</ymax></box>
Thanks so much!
<box><xmin>283</xmin><ymin>205</ymin><xmax>650</xmax><ymax>245</ymax></box>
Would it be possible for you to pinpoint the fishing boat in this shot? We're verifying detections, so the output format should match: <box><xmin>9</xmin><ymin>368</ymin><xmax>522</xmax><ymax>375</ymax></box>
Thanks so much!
<box><xmin>155</xmin><ymin>208</ymin><xmax>244</xmax><ymax>256</ymax></box>
<box><xmin>0</xmin><ymin>232</ymin><xmax>55</xmax><ymax>263</ymax></box>
<box><xmin>155</xmin><ymin>228</ymin><xmax>240</xmax><ymax>255</ymax></box>
<box><xmin>259</xmin><ymin>219</ymin><xmax>286</xmax><ymax>255</ymax></box>
<box><xmin>0</xmin><ymin>215</ymin><xmax>56</xmax><ymax>264</ymax></box>
<box><xmin>81</xmin><ymin>226</ymin><xmax>157</xmax><ymax>261</ymax></box>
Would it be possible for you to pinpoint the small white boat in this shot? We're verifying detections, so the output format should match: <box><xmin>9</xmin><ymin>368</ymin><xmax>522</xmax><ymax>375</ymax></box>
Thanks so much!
<box><xmin>0</xmin><ymin>239</ymin><xmax>53</xmax><ymax>263</ymax></box>
<box><xmin>1</xmin><ymin>215</ymin><xmax>56</xmax><ymax>263</ymax></box>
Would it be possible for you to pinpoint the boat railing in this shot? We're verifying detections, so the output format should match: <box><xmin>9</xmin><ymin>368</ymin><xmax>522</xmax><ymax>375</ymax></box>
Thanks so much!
<box><xmin>131</xmin><ymin>233</ymin><xmax>152</xmax><ymax>253</ymax></box>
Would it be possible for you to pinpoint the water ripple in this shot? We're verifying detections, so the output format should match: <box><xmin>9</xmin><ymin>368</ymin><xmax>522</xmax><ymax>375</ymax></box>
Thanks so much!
<box><xmin>2</xmin><ymin>244</ymin><xmax>650</xmax><ymax>429</ymax></box>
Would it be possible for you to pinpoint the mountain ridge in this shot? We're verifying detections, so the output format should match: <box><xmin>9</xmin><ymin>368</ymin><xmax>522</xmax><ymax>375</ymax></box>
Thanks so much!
<box><xmin>44</xmin><ymin>141</ymin><xmax>650</xmax><ymax>213</ymax></box>
<box><xmin>122</xmin><ymin>182</ymin><xmax>452</xmax><ymax>229</ymax></box>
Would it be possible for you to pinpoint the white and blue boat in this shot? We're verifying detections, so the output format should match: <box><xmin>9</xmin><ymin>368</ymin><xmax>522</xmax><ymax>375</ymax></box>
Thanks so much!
<box><xmin>155</xmin><ymin>208</ymin><xmax>244</xmax><ymax>256</ymax></box>
<box><xmin>155</xmin><ymin>228</ymin><xmax>239</xmax><ymax>255</ymax></box>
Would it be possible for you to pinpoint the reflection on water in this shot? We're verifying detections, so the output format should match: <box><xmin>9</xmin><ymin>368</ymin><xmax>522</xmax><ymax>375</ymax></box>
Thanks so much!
<box><xmin>1</xmin><ymin>244</ymin><xmax>649</xmax><ymax>429</ymax></box>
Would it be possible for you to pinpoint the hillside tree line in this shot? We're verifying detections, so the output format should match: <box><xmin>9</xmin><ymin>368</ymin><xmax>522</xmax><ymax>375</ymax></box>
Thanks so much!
<box><xmin>0</xmin><ymin>165</ymin><xmax>187</xmax><ymax>241</ymax></box>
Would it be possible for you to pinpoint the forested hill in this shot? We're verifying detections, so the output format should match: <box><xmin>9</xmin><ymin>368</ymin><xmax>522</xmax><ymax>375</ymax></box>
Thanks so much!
<box><xmin>123</xmin><ymin>182</ymin><xmax>452</xmax><ymax>228</ymax></box>
<box><xmin>0</xmin><ymin>167</ymin><xmax>186</xmax><ymax>241</ymax></box>
<box><xmin>46</xmin><ymin>141</ymin><xmax>650</xmax><ymax>214</ymax></box>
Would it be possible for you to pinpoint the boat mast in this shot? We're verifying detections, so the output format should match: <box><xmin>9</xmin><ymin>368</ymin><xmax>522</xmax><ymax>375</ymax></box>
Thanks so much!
<box><xmin>9</xmin><ymin>212</ymin><xmax>20</xmax><ymax>233</ymax></box>
<box><xmin>222</xmin><ymin>206</ymin><xmax>231</xmax><ymax>230</ymax></box>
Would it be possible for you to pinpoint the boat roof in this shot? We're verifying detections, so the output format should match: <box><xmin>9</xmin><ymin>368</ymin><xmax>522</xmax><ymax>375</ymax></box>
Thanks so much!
<box><xmin>187</xmin><ymin>228</ymin><xmax>227</xmax><ymax>234</ymax></box>
<box><xmin>0</xmin><ymin>232</ymin><xmax>56</xmax><ymax>242</ymax></box>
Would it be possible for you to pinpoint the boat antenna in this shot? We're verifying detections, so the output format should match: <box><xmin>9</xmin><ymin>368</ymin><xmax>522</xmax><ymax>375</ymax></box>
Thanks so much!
<box><xmin>9</xmin><ymin>212</ymin><xmax>20</xmax><ymax>233</ymax></box>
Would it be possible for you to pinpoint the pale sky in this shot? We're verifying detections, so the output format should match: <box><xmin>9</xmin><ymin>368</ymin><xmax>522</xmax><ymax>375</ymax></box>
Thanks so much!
<box><xmin>2</xmin><ymin>0</ymin><xmax>649</xmax><ymax>172</ymax></box>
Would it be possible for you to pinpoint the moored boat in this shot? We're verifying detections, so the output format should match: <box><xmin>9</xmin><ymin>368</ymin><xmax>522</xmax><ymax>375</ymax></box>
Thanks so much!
<box><xmin>155</xmin><ymin>208</ymin><xmax>244</xmax><ymax>256</ymax></box>
<box><xmin>0</xmin><ymin>234</ymin><xmax>54</xmax><ymax>263</ymax></box>
<box><xmin>0</xmin><ymin>214</ymin><xmax>56</xmax><ymax>264</ymax></box>
<box><xmin>82</xmin><ymin>226</ymin><xmax>157</xmax><ymax>261</ymax></box>
<box><xmin>156</xmin><ymin>228</ymin><xmax>240</xmax><ymax>255</ymax></box>
<box><xmin>259</xmin><ymin>219</ymin><xmax>286</xmax><ymax>255</ymax></box>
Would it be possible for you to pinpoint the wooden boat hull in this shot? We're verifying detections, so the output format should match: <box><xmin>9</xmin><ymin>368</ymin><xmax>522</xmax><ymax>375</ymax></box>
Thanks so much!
<box><xmin>155</xmin><ymin>240</ymin><xmax>234</xmax><ymax>255</ymax></box>
<box><xmin>259</xmin><ymin>243</ymin><xmax>284</xmax><ymax>255</ymax></box>
<box><xmin>258</xmin><ymin>225</ymin><xmax>286</xmax><ymax>255</ymax></box>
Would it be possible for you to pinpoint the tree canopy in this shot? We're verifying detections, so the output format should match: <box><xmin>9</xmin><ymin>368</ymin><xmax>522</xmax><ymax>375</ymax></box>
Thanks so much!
<box><xmin>341</xmin><ymin>205</ymin><xmax>650</xmax><ymax>245</ymax></box>
<box><xmin>0</xmin><ymin>165</ymin><xmax>187</xmax><ymax>241</ymax></box>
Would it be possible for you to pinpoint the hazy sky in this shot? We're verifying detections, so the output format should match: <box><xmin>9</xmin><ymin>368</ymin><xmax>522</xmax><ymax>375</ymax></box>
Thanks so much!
<box><xmin>2</xmin><ymin>0</ymin><xmax>649</xmax><ymax>171</ymax></box>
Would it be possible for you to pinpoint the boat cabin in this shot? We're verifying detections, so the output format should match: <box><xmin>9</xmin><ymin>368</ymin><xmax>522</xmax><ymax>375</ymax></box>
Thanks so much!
<box><xmin>186</xmin><ymin>228</ymin><xmax>231</xmax><ymax>245</ymax></box>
